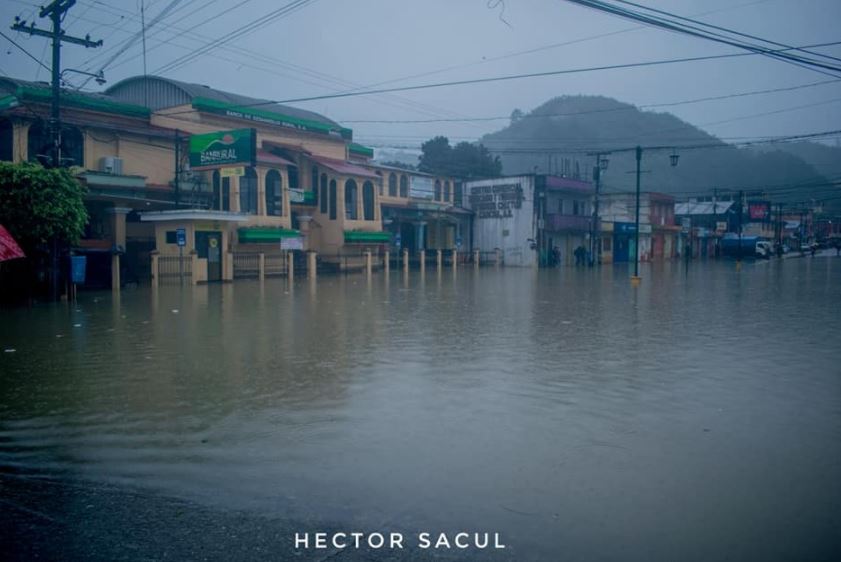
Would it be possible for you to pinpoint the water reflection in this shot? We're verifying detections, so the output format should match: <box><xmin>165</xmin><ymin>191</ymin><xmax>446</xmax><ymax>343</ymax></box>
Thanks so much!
<box><xmin>1</xmin><ymin>259</ymin><xmax>840</xmax><ymax>560</ymax></box>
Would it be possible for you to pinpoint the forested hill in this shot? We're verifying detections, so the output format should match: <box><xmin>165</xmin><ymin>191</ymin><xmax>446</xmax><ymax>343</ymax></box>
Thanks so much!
<box><xmin>480</xmin><ymin>95</ymin><xmax>834</xmax><ymax>207</ymax></box>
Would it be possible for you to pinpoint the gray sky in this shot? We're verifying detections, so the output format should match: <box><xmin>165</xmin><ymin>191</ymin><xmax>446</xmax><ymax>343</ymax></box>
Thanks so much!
<box><xmin>2</xmin><ymin>0</ymin><xmax>840</xmax><ymax>151</ymax></box>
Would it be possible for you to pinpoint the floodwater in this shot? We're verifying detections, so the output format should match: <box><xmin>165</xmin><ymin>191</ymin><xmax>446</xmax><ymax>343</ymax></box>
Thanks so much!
<box><xmin>2</xmin><ymin>258</ymin><xmax>840</xmax><ymax>561</ymax></box>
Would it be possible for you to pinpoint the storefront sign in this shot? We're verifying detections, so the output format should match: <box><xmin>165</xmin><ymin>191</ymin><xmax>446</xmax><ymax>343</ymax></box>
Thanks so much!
<box><xmin>280</xmin><ymin>236</ymin><xmax>304</xmax><ymax>250</ymax></box>
<box><xmin>410</xmin><ymin>176</ymin><xmax>435</xmax><ymax>200</ymax></box>
<box><xmin>175</xmin><ymin>228</ymin><xmax>186</xmax><ymax>247</ymax></box>
<box><xmin>220</xmin><ymin>166</ymin><xmax>245</xmax><ymax>178</ymax></box>
<box><xmin>468</xmin><ymin>183</ymin><xmax>524</xmax><ymax>219</ymax></box>
<box><xmin>289</xmin><ymin>189</ymin><xmax>305</xmax><ymax>203</ymax></box>
<box><xmin>716</xmin><ymin>221</ymin><xmax>728</xmax><ymax>232</ymax></box>
<box><xmin>748</xmin><ymin>201</ymin><xmax>771</xmax><ymax>222</ymax></box>
<box><xmin>189</xmin><ymin>128</ymin><xmax>256</xmax><ymax>170</ymax></box>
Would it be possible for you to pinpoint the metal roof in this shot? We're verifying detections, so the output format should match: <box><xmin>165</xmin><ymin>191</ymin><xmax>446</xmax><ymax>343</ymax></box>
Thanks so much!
<box><xmin>675</xmin><ymin>201</ymin><xmax>734</xmax><ymax>215</ymax></box>
<box><xmin>106</xmin><ymin>75</ymin><xmax>340</xmax><ymax>129</ymax></box>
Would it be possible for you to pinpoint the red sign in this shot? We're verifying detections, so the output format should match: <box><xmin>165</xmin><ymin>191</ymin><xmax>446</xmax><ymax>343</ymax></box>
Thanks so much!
<box><xmin>0</xmin><ymin>224</ymin><xmax>25</xmax><ymax>262</ymax></box>
<box><xmin>748</xmin><ymin>201</ymin><xmax>770</xmax><ymax>221</ymax></box>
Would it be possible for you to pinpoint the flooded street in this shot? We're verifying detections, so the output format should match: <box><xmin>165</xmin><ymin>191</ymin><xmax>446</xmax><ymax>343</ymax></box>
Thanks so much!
<box><xmin>2</xmin><ymin>258</ymin><xmax>840</xmax><ymax>561</ymax></box>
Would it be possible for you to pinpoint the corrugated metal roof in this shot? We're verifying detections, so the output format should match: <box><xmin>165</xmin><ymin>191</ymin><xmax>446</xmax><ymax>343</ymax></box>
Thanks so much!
<box><xmin>106</xmin><ymin>75</ymin><xmax>340</xmax><ymax>129</ymax></box>
<box><xmin>675</xmin><ymin>201</ymin><xmax>734</xmax><ymax>215</ymax></box>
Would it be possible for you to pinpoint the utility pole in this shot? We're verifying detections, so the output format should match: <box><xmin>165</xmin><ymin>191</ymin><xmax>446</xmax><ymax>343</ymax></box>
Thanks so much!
<box><xmin>737</xmin><ymin>190</ymin><xmax>744</xmax><ymax>268</ymax></box>
<box><xmin>589</xmin><ymin>152</ymin><xmax>609</xmax><ymax>267</ymax></box>
<box><xmin>712</xmin><ymin>188</ymin><xmax>718</xmax><ymax>258</ymax></box>
<box><xmin>11</xmin><ymin>0</ymin><xmax>101</xmax><ymax>302</ymax></box>
<box><xmin>12</xmin><ymin>0</ymin><xmax>102</xmax><ymax>168</ymax></box>
<box><xmin>174</xmin><ymin>129</ymin><xmax>181</xmax><ymax>205</ymax></box>
<box><xmin>632</xmin><ymin>145</ymin><xmax>642</xmax><ymax>283</ymax></box>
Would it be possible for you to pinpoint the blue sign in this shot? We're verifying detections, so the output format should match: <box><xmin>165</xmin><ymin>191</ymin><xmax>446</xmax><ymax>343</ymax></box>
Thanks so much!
<box><xmin>176</xmin><ymin>228</ymin><xmax>187</xmax><ymax>247</ymax></box>
<box><xmin>614</xmin><ymin>222</ymin><xmax>637</xmax><ymax>234</ymax></box>
<box><xmin>394</xmin><ymin>234</ymin><xmax>401</xmax><ymax>248</ymax></box>
<box><xmin>70</xmin><ymin>255</ymin><xmax>86</xmax><ymax>284</ymax></box>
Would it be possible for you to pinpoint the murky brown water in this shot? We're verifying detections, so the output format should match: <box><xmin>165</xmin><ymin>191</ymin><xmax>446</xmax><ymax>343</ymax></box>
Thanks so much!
<box><xmin>2</xmin><ymin>258</ymin><xmax>840</xmax><ymax>560</ymax></box>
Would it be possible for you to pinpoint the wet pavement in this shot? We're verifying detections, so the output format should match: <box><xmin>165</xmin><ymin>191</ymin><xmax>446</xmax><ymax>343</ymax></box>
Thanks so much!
<box><xmin>2</xmin><ymin>258</ymin><xmax>840</xmax><ymax>561</ymax></box>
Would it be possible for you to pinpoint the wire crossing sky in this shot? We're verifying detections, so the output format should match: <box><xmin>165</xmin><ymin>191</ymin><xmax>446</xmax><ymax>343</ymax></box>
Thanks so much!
<box><xmin>2</xmin><ymin>0</ymin><xmax>840</xmax><ymax>146</ymax></box>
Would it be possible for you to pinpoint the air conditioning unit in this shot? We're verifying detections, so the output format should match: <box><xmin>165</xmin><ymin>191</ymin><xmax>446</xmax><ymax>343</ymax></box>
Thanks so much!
<box><xmin>99</xmin><ymin>156</ymin><xmax>123</xmax><ymax>175</ymax></box>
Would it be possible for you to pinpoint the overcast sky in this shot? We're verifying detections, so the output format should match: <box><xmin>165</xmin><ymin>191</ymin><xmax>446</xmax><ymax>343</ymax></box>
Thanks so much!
<box><xmin>2</xmin><ymin>0</ymin><xmax>840</xmax><ymax>152</ymax></box>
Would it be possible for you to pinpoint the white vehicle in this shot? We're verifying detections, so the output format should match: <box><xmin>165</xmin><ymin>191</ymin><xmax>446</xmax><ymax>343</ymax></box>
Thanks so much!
<box><xmin>755</xmin><ymin>241</ymin><xmax>773</xmax><ymax>259</ymax></box>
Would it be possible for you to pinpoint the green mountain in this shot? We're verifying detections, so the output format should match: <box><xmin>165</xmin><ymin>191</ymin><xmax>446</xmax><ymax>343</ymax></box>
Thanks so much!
<box><xmin>481</xmin><ymin>96</ymin><xmax>837</xmax><ymax>208</ymax></box>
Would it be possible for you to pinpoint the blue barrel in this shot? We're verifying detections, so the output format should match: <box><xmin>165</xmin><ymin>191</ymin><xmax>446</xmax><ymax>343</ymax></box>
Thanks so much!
<box><xmin>70</xmin><ymin>255</ymin><xmax>87</xmax><ymax>284</ymax></box>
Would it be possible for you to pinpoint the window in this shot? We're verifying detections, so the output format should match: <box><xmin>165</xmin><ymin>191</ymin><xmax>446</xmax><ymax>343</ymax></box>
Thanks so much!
<box><xmin>363</xmin><ymin>181</ymin><xmax>375</xmax><ymax>221</ymax></box>
<box><xmin>454</xmin><ymin>182</ymin><xmax>463</xmax><ymax>206</ymax></box>
<box><xmin>212</xmin><ymin>170</ymin><xmax>231</xmax><ymax>211</ymax></box>
<box><xmin>329</xmin><ymin>179</ymin><xmax>337</xmax><ymax>220</ymax></box>
<box><xmin>573</xmin><ymin>200</ymin><xmax>580</xmax><ymax>216</ymax></box>
<box><xmin>320</xmin><ymin>173</ymin><xmax>328</xmax><ymax>214</ymax></box>
<box><xmin>27</xmin><ymin>121</ymin><xmax>50</xmax><ymax>164</ymax></box>
<box><xmin>311</xmin><ymin>166</ymin><xmax>319</xmax><ymax>206</ymax></box>
<box><xmin>345</xmin><ymin>179</ymin><xmax>358</xmax><ymax>220</ymax></box>
<box><xmin>265</xmin><ymin>169</ymin><xmax>283</xmax><ymax>216</ymax></box>
<box><xmin>444</xmin><ymin>181</ymin><xmax>451</xmax><ymax>202</ymax></box>
<box><xmin>61</xmin><ymin>126</ymin><xmax>84</xmax><ymax>167</ymax></box>
<box><xmin>0</xmin><ymin>119</ymin><xmax>12</xmax><ymax>161</ymax></box>
<box><xmin>166</xmin><ymin>231</ymin><xmax>177</xmax><ymax>244</ymax></box>
<box><xmin>288</xmin><ymin>165</ymin><xmax>299</xmax><ymax>189</ymax></box>
<box><xmin>434</xmin><ymin>180</ymin><xmax>441</xmax><ymax>201</ymax></box>
<box><xmin>399</xmin><ymin>175</ymin><xmax>408</xmax><ymax>197</ymax></box>
<box><xmin>239</xmin><ymin>167</ymin><xmax>258</xmax><ymax>214</ymax></box>
<box><xmin>558</xmin><ymin>199</ymin><xmax>564</xmax><ymax>214</ymax></box>
<box><xmin>388</xmin><ymin>173</ymin><xmax>397</xmax><ymax>197</ymax></box>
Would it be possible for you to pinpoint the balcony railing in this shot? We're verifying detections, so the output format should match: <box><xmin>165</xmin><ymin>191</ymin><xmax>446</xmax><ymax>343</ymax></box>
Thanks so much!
<box><xmin>546</xmin><ymin>213</ymin><xmax>592</xmax><ymax>232</ymax></box>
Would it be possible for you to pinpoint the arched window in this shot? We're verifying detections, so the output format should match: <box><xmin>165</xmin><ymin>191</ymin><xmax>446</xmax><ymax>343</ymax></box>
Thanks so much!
<box><xmin>388</xmin><ymin>172</ymin><xmax>397</xmax><ymax>197</ymax></box>
<box><xmin>399</xmin><ymin>174</ymin><xmax>408</xmax><ymax>197</ymax></box>
<box><xmin>311</xmin><ymin>166</ymin><xmax>319</xmax><ymax>206</ymax></box>
<box><xmin>27</xmin><ymin>121</ymin><xmax>84</xmax><ymax>167</ymax></box>
<box><xmin>434</xmin><ymin>180</ymin><xmax>441</xmax><ymax>201</ymax></box>
<box><xmin>61</xmin><ymin>126</ymin><xmax>84</xmax><ymax>167</ymax></box>
<box><xmin>444</xmin><ymin>180</ymin><xmax>451</xmax><ymax>202</ymax></box>
<box><xmin>27</xmin><ymin>121</ymin><xmax>50</xmax><ymax>164</ymax></box>
<box><xmin>329</xmin><ymin>179</ymin><xmax>337</xmax><ymax>220</ymax></box>
<box><xmin>240</xmin><ymin>167</ymin><xmax>258</xmax><ymax>214</ymax></box>
<box><xmin>0</xmin><ymin>119</ymin><xmax>13</xmax><ymax>162</ymax></box>
<box><xmin>363</xmin><ymin>181</ymin><xmax>375</xmax><ymax>221</ymax></box>
<box><xmin>345</xmin><ymin>179</ymin><xmax>358</xmax><ymax>220</ymax></box>
<box><xmin>265</xmin><ymin>169</ymin><xmax>282</xmax><ymax>216</ymax></box>
<box><xmin>320</xmin><ymin>173</ymin><xmax>328</xmax><ymax>214</ymax></box>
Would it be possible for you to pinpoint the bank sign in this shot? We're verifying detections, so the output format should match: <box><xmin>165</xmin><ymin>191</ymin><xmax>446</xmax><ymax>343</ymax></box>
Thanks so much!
<box><xmin>189</xmin><ymin>128</ymin><xmax>256</xmax><ymax>170</ymax></box>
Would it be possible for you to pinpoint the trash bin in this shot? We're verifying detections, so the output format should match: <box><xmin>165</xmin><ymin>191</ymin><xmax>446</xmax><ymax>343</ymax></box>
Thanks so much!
<box><xmin>70</xmin><ymin>255</ymin><xmax>87</xmax><ymax>284</ymax></box>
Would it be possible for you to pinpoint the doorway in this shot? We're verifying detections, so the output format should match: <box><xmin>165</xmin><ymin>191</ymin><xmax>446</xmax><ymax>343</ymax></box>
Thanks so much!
<box><xmin>196</xmin><ymin>231</ymin><xmax>223</xmax><ymax>281</ymax></box>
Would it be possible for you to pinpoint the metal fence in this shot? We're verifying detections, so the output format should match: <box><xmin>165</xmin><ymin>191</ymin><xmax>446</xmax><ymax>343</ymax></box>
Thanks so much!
<box><xmin>232</xmin><ymin>253</ymin><xmax>260</xmax><ymax>279</ymax></box>
<box><xmin>264</xmin><ymin>253</ymin><xmax>287</xmax><ymax>277</ymax></box>
<box><xmin>157</xmin><ymin>255</ymin><xmax>192</xmax><ymax>284</ymax></box>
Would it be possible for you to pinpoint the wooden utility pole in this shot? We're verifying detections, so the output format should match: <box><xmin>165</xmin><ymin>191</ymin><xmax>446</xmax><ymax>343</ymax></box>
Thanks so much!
<box><xmin>11</xmin><ymin>1</ymin><xmax>101</xmax><ymax>300</ymax></box>
<box><xmin>12</xmin><ymin>0</ymin><xmax>102</xmax><ymax>168</ymax></box>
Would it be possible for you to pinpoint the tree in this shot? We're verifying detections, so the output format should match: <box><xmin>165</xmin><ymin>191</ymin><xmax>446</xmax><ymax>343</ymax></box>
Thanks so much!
<box><xmin>510</xmin><ymin>108</ymin><xmax>524</xmax><ymax>125</ymax></box>
<box><xmin>0</xmin><ymin>161</ymin><xmax>87</xmax><ymax>253</ymax></box>
<box><xmin>418</xmin><ymin>136</ymin><xmax>502</xmax><ymax>179</ymax></box>
<box><xmin>380</xmin><ymin>160</ymin><xmax>417</xmax><ymax>171</ymax></box>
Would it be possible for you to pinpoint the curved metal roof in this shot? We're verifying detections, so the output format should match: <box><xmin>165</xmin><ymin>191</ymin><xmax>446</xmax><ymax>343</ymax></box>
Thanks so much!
<box><xmin>105</xmin><ymin>75</ymin><xmax>340</xmax><ymax>128</ymax></box>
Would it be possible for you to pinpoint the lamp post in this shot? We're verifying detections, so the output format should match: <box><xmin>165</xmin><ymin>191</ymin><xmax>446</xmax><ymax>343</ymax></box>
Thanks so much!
<box><xmin>590</xmin><ymin>154</ymin><xmax>609</xmax><ymax>266</ymax></box>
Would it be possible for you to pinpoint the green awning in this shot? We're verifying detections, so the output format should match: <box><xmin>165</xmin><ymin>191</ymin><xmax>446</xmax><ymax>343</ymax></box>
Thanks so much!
<box><xmin>16</xmin><ymin>86</ymin><xmax>150</xmax><ymax>117</ymax></box>
<box><xmin>0</xmin><ymin>94</ymin><xmax>19</xmax><ymax>112</ymax></box>
<box><xmin>344</xmin><ymin>230</ymin><xmax>391</xmax><ymax>243</ymax></box>
<box><xmin>238</xmin><ymin>227</ymin><xmax>301</xmax><ymax>243</ymax></box>
<box><xmin>348</xmin><ymin>142</ymin><xmax>374</xmax><ymax>158</ymax></box>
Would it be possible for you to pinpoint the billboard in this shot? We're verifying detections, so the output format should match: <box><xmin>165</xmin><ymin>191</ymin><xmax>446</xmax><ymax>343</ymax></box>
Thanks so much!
<box><xmin>748</xmin><ymin>201</ymin><xmax>771</xmax><ymax>222</ymax></box>
<box><xmin>189</xmin><ymin>128</ymin><xmax>256</xmax><ymax>170</ymax></box>
<box><xmin>410</xmin><ymin>176</ymin><xmax>434</xmax><ymax>200</ymax></box>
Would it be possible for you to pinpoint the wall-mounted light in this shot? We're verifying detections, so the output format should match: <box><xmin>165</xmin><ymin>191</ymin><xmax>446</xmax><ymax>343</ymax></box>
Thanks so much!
<box><xmin>669</xmin><ymin>150</ymin><xmax>680</xmax><ymax>167</ymax></box>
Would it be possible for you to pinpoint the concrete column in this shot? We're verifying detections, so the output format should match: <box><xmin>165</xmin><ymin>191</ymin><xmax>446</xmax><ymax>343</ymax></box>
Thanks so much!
<box><xmin>495</xmin><ymin>248</ymin><xmax>502</xmax><ymax>267</ymax></box>
<box><xmin>384</xmin><ymin>250</ymin><xmax>390</xmax><ymax>273</ymax></box>
<box><xmin>402</xmin><ymin>248</ymin><xmax>409</xmax><ymax>273</ymax></box>
<box><xmin>414</xmin><ymin>221</ymin><xmax>426</xmax><ymax>251</ymax></box>
<box><xmin>258</xmin><ymin>253</ymin><xmax>265</xmax><ymax>280</ymax></box>
<box><xmin>452</xmin><ymin>249</ymin><xmax>458</xmax><ymax>270</ymax></box>
<box><xmin>191</xmin><ymin>252</ymin><xmax>199</xmax><ymax>285</ymax></box>
<box><xmin>151</xmin><ymin>253</ymin><xmax>159</xmax><ymax>287</ymax></box>
<box><xmin>230</xmin><ymin>175</ymin><xmax>241</xmax><ymax>213</ymax></box>
<box><xmin>287</xmin><ymin>251</ymin><xmax>294</xmax><ymax>280</ymax></box>
<box><xmin>365</xmin><ymin>251</ymin><xmax>372</xmax><ymax>276</ymax></box>
<box><xmin>436</xmin><ymin>249</ymin><xmax>442</xmax><ymax>271</ymax></box>
<box><xmin>257</xmin><ymin>169</ymin><xmax>266</xmax><ymax>216</ymax></box>
<box><xmin>419</xmin><ymin>249</ymin><xmax>425</xmax><ymax>273</ymax></box>
<box><xmin>474</xmin><ymin>249</ymin><xmax>480</xmax><ymax>268</ymax></box>
<box><xmin>307</xmin><ymin>251</ymin><xmax>317</xmax><ymax>279</ymax></box>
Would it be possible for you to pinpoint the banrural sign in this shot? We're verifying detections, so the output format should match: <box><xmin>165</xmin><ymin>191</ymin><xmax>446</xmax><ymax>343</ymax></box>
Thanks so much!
<box><xmin>189</xmin><ymin>128</ymin><xmax>256</xmax><ymax>170</ymax></box>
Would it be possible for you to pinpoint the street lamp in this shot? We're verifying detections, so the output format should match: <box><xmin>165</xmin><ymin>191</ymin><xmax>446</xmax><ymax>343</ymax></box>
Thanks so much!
<box><xmin>669</xmin><ymin>150</ymin><xmax>680</xmax><ymax>167</ymax></box>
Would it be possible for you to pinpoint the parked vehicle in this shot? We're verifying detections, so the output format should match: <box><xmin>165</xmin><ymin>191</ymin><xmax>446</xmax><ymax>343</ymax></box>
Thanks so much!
<box><xmin>755</xmin><ymin>241</ymin><xmax>773</xmax><ymax>259</ymax></box>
